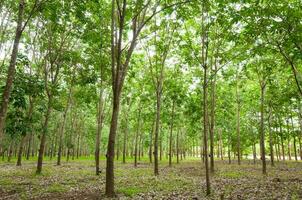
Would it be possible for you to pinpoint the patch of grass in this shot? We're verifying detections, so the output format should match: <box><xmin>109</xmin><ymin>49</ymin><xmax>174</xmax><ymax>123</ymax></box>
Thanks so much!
<box><xmin>219</xmin><ymin>171</ymin><xmax>243</xmax><ymax>178</ymax></box>
<box><xmin>46</xmin><ymin>183</ymin><xmax>69</xmax><ymax>193</ymax></box>
<box><xmin>118</xmin><ymin>186</ymin><xmax>143</xmax><ymax>197</ymax></box>
<box><xmin>0</xmin><ymin>178</ymin><xmax>13</xmax><ymax>186</ymax></box>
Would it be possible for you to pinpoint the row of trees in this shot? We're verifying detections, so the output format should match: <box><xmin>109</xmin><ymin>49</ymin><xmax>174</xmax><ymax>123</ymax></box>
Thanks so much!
<box><xmin>1</xmin><ymin>0</ymin><xmax>302</xmax><ymax>196</ymax></box>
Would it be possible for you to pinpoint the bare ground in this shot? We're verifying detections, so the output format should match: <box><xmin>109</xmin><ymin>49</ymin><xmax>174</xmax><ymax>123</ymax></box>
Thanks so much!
<box><xmin>0</xmin><ymin>159</ymin><xmax>302</xmax><ymax>199</ymax></box>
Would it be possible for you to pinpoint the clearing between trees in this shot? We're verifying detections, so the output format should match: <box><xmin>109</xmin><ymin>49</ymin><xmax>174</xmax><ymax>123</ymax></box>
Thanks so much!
<box><xmin>0</xmin><ymin>159</ymin><xmax>302</xmax><ymax>200</ymax></box>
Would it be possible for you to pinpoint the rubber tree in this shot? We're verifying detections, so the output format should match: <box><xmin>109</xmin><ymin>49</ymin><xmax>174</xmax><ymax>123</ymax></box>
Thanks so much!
<box><xmin>36</xmin><ymin>18</ymin><xmax>73</xmax><ymax>174</ymax></box>
<box><xmin>0</xmin><ymin>0</ymin><xmax>44</xmax><ymax>151</ymax></box>
<box><xmin>105</xmin><ymin>0</ymin><xmax>175</xmax><ymax>196</ymax></box>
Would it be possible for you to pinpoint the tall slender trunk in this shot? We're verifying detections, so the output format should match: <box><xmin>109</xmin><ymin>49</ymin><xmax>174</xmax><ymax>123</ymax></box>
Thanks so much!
<box><xmin>299</xmin><ymin>136</ymin><xmax>302</xmax><ymax>160</ymax></box>
<box><xmin>0</xmin><ymin>0</ymin><xmax>25</xmax><ymax>150</ymax></box>
<box><xmin>122</xmin><ymin>102</ymin><xmax>130</xmax><ymax>164</ymax></box>
<box><xmin>169</xmin><ymin>100</ymin><xmax>175</xmax><ymax>167</ymax></box>
<box><xmin>57</xmin><ymin>88</ymin><xmax>72</xmax><ymax>166</ymax></box>
<box><xmin>290</xmin><ymin>115</ymin><xmax>298</xmax><ymax>161</ymax></box>
<box><xmin>134</xmin><ymin>104</ymin><xmax>142</xmax><ymax>167</ymax></box>
<box><xmin>219</xmin><ymin>128</ymin><xmax>223</xmax><ymax>160</ymax></box>
<box><xmin>16</xmin><ymin>135</ymin><xmax>26</xmax><ymax>166</ymax></box>
<box><xmin>209</xmin><ymin>61</ymin><xmax>216</xmax><ymax>172</ymax></box>
<box><xmin>25</xmin><ymin>95</ymin><xmax>34</xmax><ymax>160</ymax></box>
<box><xmin>201</xmin><ymin>1</ymin><xmax>210</xmax><ymax>194</ymax></box>
<box><xmin>149</xmin><ymin>119</ymin><xmax>154</xmax><ymax>163</ymax></box>
<box><xmin>95</xmin><ymin>89</ymin><xmax>105</xmax><ymax>175</ymax></box>
<box><xmin>286</xmin><ymin>119</ymin><xmax>291</xmax><ymax>160</ymax></box>
<box><xmin>281</xmin><ymin>134</ymin><xmax>285</xmax><ymax>161</ymax></box>
<box><xmin>268</xmin><ymin>108</ymin><xmax>274</xmax><ymax>166</ymax></box>
<box><xmin>76</xmin><ymin>131</ymin><xmax>80</xmax><ymax>159</ymax></box>
<box><xmin>293</xmin><ymin>136</ymin><xmax>297</xmax><ymax>161</ymax></box>
<box><xmin>236</xmin><ymin>88</ymin><xmax>241</xmax><ymax>165</ymax></box>
<box><xmin>36</xmin><ymin>97</ymin><xmax>52</xmax><ymax>174</ymax></box>
<box><xmin>228</xmin><ymin>133</ymin><xmax>231</xmax><ymax>164</ymax></box>
<box><xmin>116</xmin><ymin>131</ymin><xmax>120</xmax><ymax>161</ymax></box>
<box><xmin>105</xmin><ymin>93</ymin><xmax>120</xmax><ymax>196</ymax></box>
<box><xmin>298</xmin><ymin>101</ymin><xmax>302</xmax><ymax>160</ymax></box>
<box><xmin>176</xmin><ymin>129</ymin><xmax>179</xmax><ymax>164</ymax></box>
<box><xmin>26</xmin><ymin>133</ymin><xmax>32</xmax><ymax>160</ymax></box>
<box><xmin>260</xmin><ymin>83</ymin><xmax>266</xmax><ymax>175</ymax></box>
<box><xmin>203</xmin><ymin>65</ymin><xmax>210</xmax><ymax>194</ymax></box>
<box><xmin>7</xmin><ymin>140</ymin><xmax>13</xmax><ymax>162</ymax></box>
<box><xmin>276</xmin><ymin>136</ymin><xmax>280</xmax><ymax>161</ymax></box>
<box><xmin>154</xmin><ymin>91</ymin><xmax>161</xmax><ymax>175</ymax></box>
<box><xmin>253</xmin><ymin>142</ymin><xmax>256</xmax><ymax>164</ymax></box>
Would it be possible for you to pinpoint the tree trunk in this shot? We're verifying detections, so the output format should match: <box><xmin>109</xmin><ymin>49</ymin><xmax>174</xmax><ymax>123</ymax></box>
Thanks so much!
<box><xmin>0</xmin><ymin>0</ymin><xmax>25</xmax><ymax>150</ymax></box>
<box><xmin>7</xmin><ymin>141</ymin><xmax>13</xmax><ymax>162</ymax></box>
<box><xmin>281</xmin><ymin>135</ymin><xmax>285</xmax><ymax>161</ymax></box>
<box><xmin>219</xmin><ymin>128</ymin><xmax>223</xmax><ymax>160</ymax></box>
<box><xmin>286</xmin><ymin>119</ymin><xmax>291</xmax><ymax>160</ymax></box>
<box><xmin>26</xmin><ymin>133</ymin><xmax>32</xmax><ymax>160</ymax></box>
<box><xmin>268</xmin><ymin>108</ymin><xmax>274</xmax><ymax>166</ymax></box>
<box><xmin>293</xmin><ymin>136</ymin><xmax>297</xmax><ymax>161</ymax></box>
<box><xmin>76</xmin><ymin>132</ymin><xmax>80</xmax><ymax>159</ymax></box>
<box><xmin>176</xmin><ymin>129</ymin><xmax>179</xmax><ymax>164</ymax></box>
<box><xmin>169</xmin><ymin>100</ymin><xmax>175</xmax><ymax>167</ymax></box>
<box><xmin>16</xmin><ymin>135</ymin><xmax>26</xmax><ymax>166</ymax></box>
<box><xmin>260</xmin><ymin>83</ymin><xmax>266</xmax><ymax>175</ymax></box>
<box><xmin>134</xmin><ymin>104</ymin><xmax>142</xmax><ymax>167</ymax></box>
<box><xmin>203</xmin><ymin>65</ymin><xmax>210</xmax><ymax>194</ymax></box>
<box><xmin>122</xmin><ymin>100</ymin><xmax>130</xmax><ymax>164</ymax></box>
<box><xmin>149</xmin><ymin>119</ymin><xmax>154</xmax><ymax>163</ymax></box>
<box><xmin>67</xmin><ymin>148</ymin><xmax>70</xmax><ymax>162</ymax></box>
<box><xmin>36</xmin><ymin>97</ymin><xmax>52</xmax><ymax>174</ymax></box>
<box><xmin>57</xmin><ymin>88</ymin><xmax>72</xmax><ymax>166</ymax></box>
<box><xmin>24</xmin><ymin>96</ymin><xmax>34</xmax><ymax>161</ymax></box>
<box><xmin>236</xmin><ymin>83</ymin><xmax>241</xmax><ymax>166</ymax></box>
<box><xmin>105</xmin><ymin>93</ymin><xmax>121</xmax><ymax>196</ymax></box>
<box><xmin>253</xmin><ymin>142</ymin><xmax>256</xmax><ymax>164</ymax></box>
<box><xmin>95</xmin><ymin>89</ymin><xmax>105</xmax><ymax>175</ymax></box>
<box><xmin>299</xmin><ymin>136</ymin><xmax>302</xmax><ymax>160</ymax></box>
<box><xmin>209</xmin><ymin>62</ymin><xmax>216</xmax><ymax>173</ymax></box>
<box><xmin>228</xmin><ymin>134</ymin><xmax>231</xmax><ymax>164</ymax></box>
<box><xmin>290</xmin><ymin>115</ymin><xmax>298</xmax><ymax>161</ymax></box>
<box><xmin>116</xmin><ymin>130</ymin><xmax>120</xmax><ymax>161</ymax></box>
<box><xmin>154</xmin><ymin>89</ymin><xmax>161</xmax><ymax>175</ymax></box>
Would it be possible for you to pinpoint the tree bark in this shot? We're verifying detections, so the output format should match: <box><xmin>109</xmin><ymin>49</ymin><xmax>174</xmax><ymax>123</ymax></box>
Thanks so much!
<box><xmin>16</xmin><ymin>135</ymin><xmax>26</xmax><ymax>166</ymax></box>
<box><xmin>260</xmin><ymin>83</ymin><xmax>266</xmax><ymax>175</ymax></box>
<box><xmin>154</xmin><ymin>90</ymin><xmax>161</xmax><ymax>175</ymax></box>
<box><xmin>95</xmin><ymin>88</ymin><xmax>105</xmax><ymax>175</ymax></box>
<box><xmin>176</xmin><ymin>129</ymin><xmax>179</xmax><ymax>164</ymax></box>
<box><xmin>209</xmin><ymin>61</ymin><xmax>216</xmax><ymax>172</ymax></box>
<box><xmin>36</xmin><ymin>97</ymin><xmax>52</xmax><ymax>174</ymax></box>
<box><xmin>169</xmin><ymin>100</ymin><xmax>175</xmax><ymax>167</ymax></box>
<box><xmin>0</xmin><ymin>0</ymin><xmax>25</xmax><ymax>150</ymax></box>
<box><xmin>134</xmin><ymin>104</ymin><xmax>142</xmax><ymax>167</ymax></box>
<box><xmin>286</xmin><ymin>119</ymin><xmax>291</xmax><ymax>160</ymax></box>
<box><xmin>236</xmin><ymin>78</ymin><xmax>241</xmax><ymax>166</ymax></box>
<box><xmin>149</xmin><ymin>119</ymin><xmax>155</xmax><ymax>163</ymax></box>
<box><xmin>122</xmin><ymin>100</ymin><xmax>131</xmax><ymax>164</ymax></box>
<box><xmin>253</xmin><ymin>142</ymin><xmax>256</xmax><ymax>164</ymax></box>
<box><xmin>203</xmin><ymin>64</ymin><xmax>210</xmax><ymax>194</ymax></box>
<box><xmin>291</xmin><ymin>115</ymin><xmax>297</xmax><ymax>161</ymax></box>
<box><xmin>105</xmin><ymin>94</ymin><xmax>120</xmax><ymax>196</ymax></box>
<box><xmin>279</xmin><ymin>122</ymin><xmax>285</xmax><ymax>161</ymax></box>
<box><xmin>219</xmin><ymin>128</ymin><xmax>223</xmax><ymax>160</ymax></box>
<box><xmin>268</xmin><ymin>107</ymin><xmax>274</xmax><ymax>166</ymax></box>
<box><xmin>57</xmin><ymin>88</ymin><xmax>72</xmax><ymax>166</ymax></box>
<box><xmin>26</xmin><ymin>133</ymin><xmax>32</xmax><ymax>160</ymax></box>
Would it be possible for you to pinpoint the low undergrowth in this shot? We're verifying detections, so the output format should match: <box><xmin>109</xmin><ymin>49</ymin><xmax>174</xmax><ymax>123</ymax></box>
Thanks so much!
<box><xmin>0</xmin><ymin>158</ymin><xmax>301</xmax><ymax>199</ymax></box>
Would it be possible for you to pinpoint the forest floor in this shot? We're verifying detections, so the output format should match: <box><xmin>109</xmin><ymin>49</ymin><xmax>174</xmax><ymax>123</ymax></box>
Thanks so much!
<box><xmin>0</xmin><ymin>158</ymin><xmax>302</xmax><ymax>200</ymax></box>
